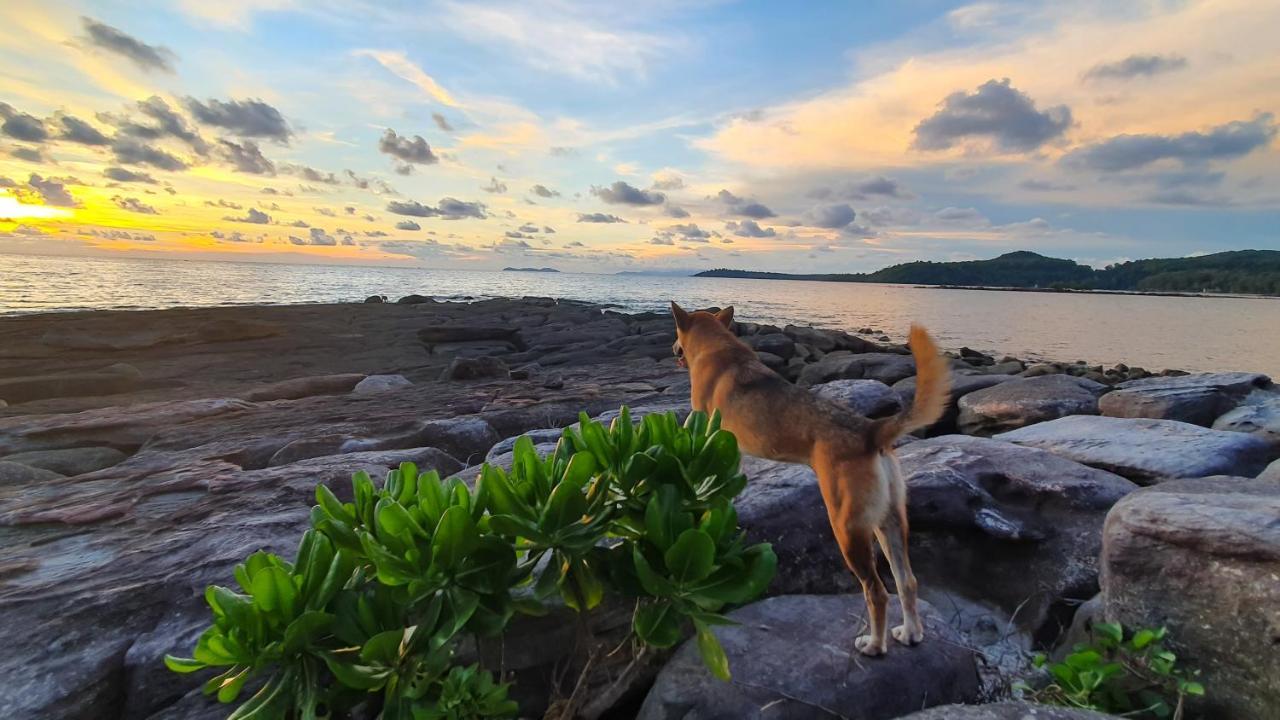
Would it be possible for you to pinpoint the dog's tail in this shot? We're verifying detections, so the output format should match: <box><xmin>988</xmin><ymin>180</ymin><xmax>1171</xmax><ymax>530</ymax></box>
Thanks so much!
<box><xmin>873</xmin><ymin>324</ymin><xmax>950</xmax><ymax>449</ymax></box>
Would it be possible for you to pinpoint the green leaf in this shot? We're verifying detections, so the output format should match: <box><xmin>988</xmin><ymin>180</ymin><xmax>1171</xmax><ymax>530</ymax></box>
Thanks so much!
<box><xmin>634</xmin><ymin>600</ymin><xmax>684</xmax><ymax>648</ymax></box>
<box><xmin>163</xmin><ymin>655</ymin><xmax>207</xmax><ymax>673</ymax></box>
<box><xmin>323</xmin><ymin>654</ymin><xmax>391</xmax><ymax>690</ymax></box>
<box><xmin>1183</xmin><ymin>681</ymin><xmax>1205</xmax><ymax>696</ymax></box>
<box><xmin>632</xmin><ymin>545</ymin><xmax>676</xmax><ymax>597</ymax></box>
<box><xmin>1093</xmin><ymin>621</ymin><xmax>1123</xmax><ymax>644</ymax></box>
<box><xmin>541</xmin><ymin>477</ymin><xmax>587</xmax><ymax>532</ymax></box>
<box><xmin>559</xmin><ymin>556</ymin><xmax>605</xmax><ymax>611</ymax></box>
<box><xmin>562</xmin><ymin>451</ymin><xmax>598</xmax><ymax>488</ymax></box>
<box><xmin>361</xmin><ymin>628</ymin><xmax>407</xmax><ymax>666</ymax></box>
<box><xmin>250</xmin><ymin>566</ymin><xmax>298</xmax><ymax>618</ymax></box>
<box><xmin>215</xmin><ymin>665</ymin><xmax>252</xmax><ymax>703</ymax></box>
<box><xmin>282</xmin><ymin>611</ymin><xmax>334</xmax><ymax>655</ymax></box>
<box><xmin>316</xmin><ymin>484</ymin><xmax>352</xmax><ymax>523</ymax></box>
<box><xmin>664</xmin><ymin>529</ymin><xmax>717</xmax><ymax>584</ymax></box>
<box><xmin>693</xmin><ymin>617</ymin><xmax>731</xmax><ymax>681</ymax></box>
<box><xmin>431</xmin><ymin>505</ymin><xmax>479</xmax><ymax>570</ymax></box>
<box><xmin>376</xmin><ymin>497</ymin><xmax>425</xmax><ymax>541</ymax></box>
<box><xmin>1131</xmin><ymin>628</ymin><xmax>1156</xmax><ymax>649</ymax></box>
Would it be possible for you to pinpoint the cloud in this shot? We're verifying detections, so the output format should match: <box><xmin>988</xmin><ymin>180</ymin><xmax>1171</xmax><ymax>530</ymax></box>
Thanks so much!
<box><xmin>205</xmin><ymin>199</ymin><xmax>243</xmax><ymax>209</ymax></box>
<box><xmin>664</xmin><ymin>205</ymin><xmax>690</xmax><ymax>218</ymax></box>
<box><xmin>1061</xmin><ymin>113</ymin><xmax>1277</xmax><ymax>172</ymax></box>
<box><xmin>387</xmin><ymin>200</ymin><xmax>437</xmax><ymax>217</ymax></box>
<box><xmin>187</xmin><ymin>97</ymin><xmax>292</xmax><ymax>142</ymax></box>
<box><xmin>1083</xmin><ymin>54</ymin><xmax>1187</xmax><ymax>82</ymax></box>
<box><xmin>717</xmin><ymin>189</ymin><xmax>777</xmax><ymax>219</ymax></box>
<box><xmin>137</xmin><ymin>97</ymin><xmax>207</xmax><ymax>152</ymax></box>
<box><xmin>378</xmin><ymin>129</ymin><xmax>438</xmax><ymax>167</ymax></box>
<box><xmin>315</xmin><ymin>207</ymin><xmax>336</xmax><ymax>217</ymax></box>
<box><xmin>24</xmin><ymin>174</ymin><xmax>79</xmax><ymax>207</ymax></box>
<box><xmin>437</xmin><ymin>197</ymin><xmax>486</xmax><ymax>219</ymax></box>
<box><xmin>285</xmin><ymin>164</ymin><xmax>339</xmax><ymax>184</ymax></box>
<box><xmin>112</xmin><ymin>195</ymin><xmax>158</xmax><ymax>214</ymax></box>
<box><xmin>353</xmin><ymin>50</ymin><xmax>460</xmax><ymax>107</ymax></box>
<box><xmin>226</xmin><ymin>207</ymin><xmax>271</xmax><ymax>224</ymax></box>
<box><xmin>56</xmin><ymin>115</ymin><xmax>110</xmax><ymax>145</ymax></box>
<box><xmin>564</xmin><ymin>240</ymin><xmax>585</xmax><ymax>248</ymax></box>
<box><xmin>663</xmin><ymin>223</ymin><xmax>712</xmax><ymax>242</ymax></box>
<box><xmin>854</xmin><ymin>176</ymin><xmax>908</xmax><ymax>198</ymax></box>
<box><xmin>9</xmin><ymin>146</ymin><xmax>47</xmax><ymax>163</ymax></box>
<box><xmin>0</xmin><ymin>102</ymin><xmax>48</xmax><ymax>143</ymax></box>
<box><xmin>104</xmin><ymin>167</ymin><xmax>157</xmax><ymax>183</ymax></box>
<box><xmin>549</xmin><ymin>146</ymin><xmax>576</xmax><ymax>157</ymax></box>
<box><xmin>111</xmin><ymin>136</ymin><xmax>187</xmax><ymax>170</ymax></box>
<box><xmin>934</xmin><ymin>206</ymin><xmax>988</xmax><ymax>224</ymax></box>
<box><xmin>651</xmin><ymin>171</ymin><xmax>685</xmax><ymax>191</ymax></box>
<box><xmin>1018</xmin><ymin>178</ymin><xmax>1077</xmax><ymax>191</ymax></box>
<box><xmin>83</xmin><ymin>227</ymin><xmax>157</xmax><ymax>242</ymax></box>
<box><xmin>80</xmin><ymin>17</ymin><xmax>175</xmax><ymax>72</ymax></box>
<box><xmin>803</xmin><ymin>203</ymin><xmax>856</xmax><ymax>229</ymax></box>
<box><xmin>591</xmin><ymin>180</ymin><xmax>666</xmax><ymax>205</ymax></box>
<box><xmin>649</xmin><ymin>236</ymin><xmax>673</xmax><ymax>245</ymax></box>
<box><xmin>725</xmin><ymin>219</ymin><xmax>776</xmax><ymax>238</ymax></box>
<box><xmin>395</xmin><ymin>220</ymin><xmax>421</xmax><ymax>230</ymax></box>
<box><xmin>432</xmin><ymin>113</ymin><xmax>455</xmax><ymax>132</ymax></box>
<box><xmin>218</xmin><ymin>139</ymin><xmax>275</xmax><ymax>174</ymax></box>
<box><xmin>530</xmin><ymin>183</ymin><xmax>560</xmax><ymax>198</ymax></box>
<box><xmin>577</xmin><ymin>212</ymin><xmax>626</xmax><ymax>223</ymax></box>
<box><xmin>308</xmin><ymin>227</ymin><xmax>337</xmax><ymax>245</ymax></box>
<box><xmin>912</xmin><ymin>78</ymin><xmax>1072</xmax><ymax>153</ymax></box>
<box><xmin>482</xmin><ymin>177</ymin><xmax>507</xmax><ymax>193</ymax></box>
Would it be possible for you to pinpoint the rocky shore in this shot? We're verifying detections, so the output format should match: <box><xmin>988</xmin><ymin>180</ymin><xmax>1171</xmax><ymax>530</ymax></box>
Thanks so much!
<box><xmin>1</xmin><ymin>296</ymin><xmax>1277</xmax><ymax>719</ymax></box>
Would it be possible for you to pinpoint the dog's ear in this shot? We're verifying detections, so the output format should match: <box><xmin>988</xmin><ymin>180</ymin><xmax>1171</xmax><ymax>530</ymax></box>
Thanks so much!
<box><xmin>671</xmin><ymin>301</ymin><xmax>691</xmax><ymax>331</ymax></box>
<box><xmin>715</xmin><ymin>305</ymin><xmax>735</xmax><ymax>327</ymax></box>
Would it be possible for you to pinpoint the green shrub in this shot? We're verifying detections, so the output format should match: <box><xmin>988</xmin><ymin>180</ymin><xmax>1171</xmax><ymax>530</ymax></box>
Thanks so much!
<box><xmin>1022</xmin><ymin>622</ymin><xmax>1205</xmax><ymax>719</ymax></box>
<box><xmin>166</xmin><ymin>408</ymin><xmax>776</xmax><ymax>718</ymax></box>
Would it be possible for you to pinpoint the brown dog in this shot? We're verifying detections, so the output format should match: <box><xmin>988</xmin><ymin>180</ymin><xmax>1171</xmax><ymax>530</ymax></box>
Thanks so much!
<box><xmin>671</xmin><ymin>302</ymin><xmax>950</xmax><ymax>656</ymax></box>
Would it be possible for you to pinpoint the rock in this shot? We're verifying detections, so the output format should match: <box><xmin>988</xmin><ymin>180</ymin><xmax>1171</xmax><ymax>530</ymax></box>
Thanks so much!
<box><xmin>1021</xmin><ymin>363</ymin><xmax>1061</xmax><ymax>378</ymax></box>
<box><xmin>352</xmin><ymin>374</ymin><xmax>413</xmax><ymax>394</ymax></box>
<box><xmin>899</xmin><ymin>701</ymin><xmax>1116</xmax><ymax>719</ymax></box>
<box><xmin>637</xmin><ymin>595</ymin><xmax>979</xmax><ymax>720</ymax></box>
<box><xmin>1261</xmin><ymin>458</ymin><xmax>1280</xmax><ymax>481</ymax></box>
<box><xmin>784</xmin><ymin>325</ymin><xmax>880</xmax><ymax>354</ymax></box>
<box><xmin>1211</xmin><ymin>390</ymin><xmax>1280</xmax><ymax>453</ymax></box>
<box><xmin>998</xmin><ymin>415</ymin><xmax>1273</xmax><ymax>483</ymax></box>
<box><xmin>0</xmin><ymin>398</ymin><xmax>254</xmax><ymax>455</ymax></box>
<box><xmin>1</xmin><ymin>447</ymin><xmax>127</xmax><ymax>476</ymax></box>
<box><xmin>744</xmin><ymin>333</ymin><xmax>795</xmax><ymax>359</ymax></box>
<box><xmin>0</xmin><ymin>460</ymin><xmax>65</xmax><ymax>484</ymax></box>
<box><xmin>957</xmin><ymin>375</ymin><xmax>1108</xmax><ymax>436</ymax></box>
<box><xmin>336</xmin><ymin>417</ymin><xmax>499</xmax><ymax>468</ymax></box>
<box><xmin>894</xmin><ymin>374</ymin><xmax>1015</xmax><ymax>435</ymax></box>
<box><xmin>416</xmin><ymin>324</ymin><xmax>523</xmax><ymax>349</ymax></box>
<box><xmin>985</xmin><ymin>360</ymin><xmax>1025</xmax><ymax>375</ymax></box>
<box><xmin>541</xmin><ymin>373</ymin><xmax>564</xmax><ymax>390</ymax></box>
<box><xmin>439</xmin><ymin>356</ymin><xmax>509</xmax><ymax>381</ymax></box>
<box><xmin>485</xmin><ymin>428</ymin><xmax>566</xmax><ymax>462</ymax></box>
<box><xmin>755</xmin><ymin>351</ymin><xmax>786</xmax><ymax>370</ymax></box>
<box><xmin>508</xmin><ymin>363</ymin><xmax>541</xmax><ymax>380</ymax></box>
<box><xmin>0</xmin><ymin>363</ymin><xmax>143</xmax><ymax>404</ymax></box>
<box><xmin>797</xmin><ymin>353</ymin><xmax>916</xmax><ymax>387</ymax></box>
<box><xmin>1101</xmin><ymin>477</ymin><xmax>1280</xmax><ymax>720</ymax></box>
<box><xmin>241</xmin><ymin>373</ymin><xmax>366</xmax><ymax>402</ymax></box>
<box><xmin>396</xmin><ymin>293</ymin><xmax>433</xmax><ymax>304</ymax></box>
<box><xmin>363</xmin><ymin>294</ymin><xmax>385</xmax><ymax>303</ymax></box>
<box><xmin>1099</xmin><ymin>371</ymin><xmax>1272</xmax><ymax>426</ymax></box>
<box><xmin>811</xmin><ymin>379</ymin><xmax>902</xmax><ymax>418</ymax></box>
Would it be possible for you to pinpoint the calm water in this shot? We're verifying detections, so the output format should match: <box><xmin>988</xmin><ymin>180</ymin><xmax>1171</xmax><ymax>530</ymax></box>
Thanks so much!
<box><xmin>3</xmin><ymin>253</ymin><xmax>1278</xmax><ymax>376</ymax></box>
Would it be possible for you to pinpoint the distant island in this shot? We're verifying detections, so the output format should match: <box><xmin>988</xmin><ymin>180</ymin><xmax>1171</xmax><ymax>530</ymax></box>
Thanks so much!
<box><xmin>697</xmin><ymin>250</ymin><xmax>1280</xmax><ymax>296</ymax></box>
<box><xmin>502</xmin><ymin>266</ymin><xmax>560</xmax><ymax>273</ymax></box>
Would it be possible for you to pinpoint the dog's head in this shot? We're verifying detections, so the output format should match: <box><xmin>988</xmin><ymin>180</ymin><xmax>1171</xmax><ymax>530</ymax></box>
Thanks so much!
<box><xmin>670</xmin><ymin>301</ymin><xmax>734</xmax><ymax>368</ymax></box>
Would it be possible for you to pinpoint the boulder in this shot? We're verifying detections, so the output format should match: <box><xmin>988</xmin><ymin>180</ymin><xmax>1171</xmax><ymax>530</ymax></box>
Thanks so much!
<box><xmin>784</xmin><ymin>325</ymin><xmax>881</xmax><ymax>354</ymax></box>
<box><xmin>1211</xmin><ymin>390</ymin><xmax>1280</xmax><ymax>454</ymax></box>
<box><xmin>997</xmin><ymin>416</ymin><xmax>1272</xmax><ymax>483</ymax></box>
<box><xmin>744</xmin><ymin>333</ymin><xmax>795</xmax><ymax>359</ymax></box>
<box><xmin>811</xmin><ymin>379</ymin><xmax>902</xmax><ymax>418</ymax></box>
<box><xmin>1101</xmin><ymin>477</ymin><xmax>1280</xmax><ymax>720</ymax></box>
<box><xmin>1099</xmin><ymin>372</ymin><xmax>1272</xmax><ymax>426</ymax></box>
<box><xmin>899</xmin><ymin>702</ymin><xmax>1116</xmax><ymax>719</ymax></box>
<box><xmin>957</xmin><ymin>375</ymin><xmax>1107</xmax><ymax>436</ymax></box>
<box><xmin>755</xmin><ymin>351</ymin><xmax>786</xmax><ymax>371</ymax></box>
<box><xmin>0</xmin><ymin>460</ymin><xmax>64</xmax><ymax>484</ymax></box>
<box><xmin>241</xmin><ymin>373</ymin><xmax>366</xmax><ymax>401</ymax></box>
<box><xmin>1</xmin><ymin>447</ymin><xmax>127</xmax><ymax>476</ymax></box>
<box><xmin>485</xmin><ymin>427</ymin><xmax>566</xmax><ymax>462</ymax></box>
<box><xmin>894</xmin><ymin>374</ymin><xmax>1015</xmax><ymax>434</ymax></box>
<box><xmin>637</xmin><ymin>595</ymin><xmax>979</xmax><ymax>720</ymax></box>
<box><xmin>798</xmin><ymin>353</ymin><xmax>916</xmax><ymax>387</ymax></box>
<box><xmin>439</xmin><ymin>356</ymin><xmax>509</xmax><ymax>381</ymax></box>
<box><xmin>1261</xmin><ymin>458</ymin><xmax>1280</xmax><ymax>481</ymax></box>
<box><xmin>363</xmin><ymin>295</ymin><xmax>385</xmax><ymax>303</ymax></box>
<box><xmin>396</xmin><ymin>294</ymin><xmax>433</xmax><ymax>304</ymax></box>
<box><xmin>0</xmin><ymin>363</ymin><xmax>143</xmax><ymax>405</ymax></box>
<box><xmin>352</xmin><ymin>374</ymin><xmax>413</xmax><ymax>394</ymax></box>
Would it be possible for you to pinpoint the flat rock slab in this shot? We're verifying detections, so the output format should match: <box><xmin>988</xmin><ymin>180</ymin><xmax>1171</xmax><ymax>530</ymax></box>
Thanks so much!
<box><xmin>0</xmin><ymin>447</ymin><xmax>127</xmax><ymax>476</ymax></box>
<box><xmin>352</xmin><ymin>374</ymin><xmax>413</xmax><ymax>394</ymax></box>
<box><xmin>241</xmin><ymin>373</ymin><xmax>366</xmax><ymax>401</ymax></box>
<box><xmin>636</xmin><ymin>595</ymin><xmax>979</xmax><ymax>720</ymax></box>
<box><xmin>1212</xmin><ymin>390</ymin><xmax>1280</xmax><ymax>452</ymax></box>
<box><xmin>0</xmin><ymin>364</ymin><xmax>143</xmax><ymax>405</ymax></box>
<box><xmin>0</xmin><ymin>460</ymin><xmax>64</xmax><ymax>484</ymax></box>
<box><xmin>811</xmin><ymin>379</ymin><xmax>902</xmax><ymax>418</ymax></box>
<box><xmin>997</xmin><ymin>415</ymin><xmax>1272</xmax><ymax>483</ymax></box>
<box><xmin>958</xmin><ymin>375</ymin><xmax>1107</xmax><ymax>436</ymax></box>
<box><xmin>798</xmin><ymin>353</ymin><xmax>916</xmax><ymax>387</ymax></box>
<box><xmin>1102</xmin><ymin>477</ymin><xmax>1280</xmax><ymax>720</ymax></box>
<box><xmin>1100</xmin><ymin>371</ymin><xmax>1271</xmax><ymax>426</ymax></box>
<box><xmin>900</xmin><ymin>701</ymin><xmax>1118</xmax><ymax>719</ymax></box>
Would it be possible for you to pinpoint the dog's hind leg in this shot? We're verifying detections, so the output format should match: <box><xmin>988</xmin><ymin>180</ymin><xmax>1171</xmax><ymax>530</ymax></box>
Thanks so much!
<box><xmin>874</xmin><ymin>453</ymin><xmax>924</xmax><ymax>645</ymax></box>
<box><xmin>839</xmin><ymin>527</ymin><xmax>890</xmax><ymax>657</ymax></box>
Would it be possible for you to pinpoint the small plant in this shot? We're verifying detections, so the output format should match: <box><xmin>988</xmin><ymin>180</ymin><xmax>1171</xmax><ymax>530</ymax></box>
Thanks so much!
<box><xmin>1021</xmin><ymin>622</ymin><xmax>1205</xmax><ymax>719</ymax></box>
<box><xmin>167</xmin><ymin>408</ymin><xmax>776</xmax><ymax>719</ymax></box>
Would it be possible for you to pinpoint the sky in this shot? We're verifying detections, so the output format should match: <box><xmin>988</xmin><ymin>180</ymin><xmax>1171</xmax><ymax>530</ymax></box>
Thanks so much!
<box><xmin>0</xmin><ymin>0</ymin><xmax>1277</xmax><ymax>273</ymax></box>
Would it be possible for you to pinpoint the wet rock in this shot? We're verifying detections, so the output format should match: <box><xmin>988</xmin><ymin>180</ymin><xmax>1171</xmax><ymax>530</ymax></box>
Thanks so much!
<box><xmin>241</xmin><ymin>373</ymin><xmax>366</xmax><ymax>402</ymax></box>
<box><xmin>900</xmin><ymin>701</ymin><xmax>1116</xmax><ymax>719</ymax></box>
<box><xmin>998</xmin><ymin>415</ymin><xmax>1272</xmax><ymax>483</ymax></box>
<box><xmin>1101</xmin><ymin>477</ymin><xmax>1280</xmax><ymax>720</ymax></box>
<box><xmin>0</xmin><ymin>363</ymin><xmax>143</xmax><ymax>404</ymax></box>
<box><xmin>1099</xmin><ymin>371</ymin><xmax>1272</xmax><ymax>426</ymax></box>
<box><xmin>0</xmin><ymin>460</ymin><xmax>64</xmax><ymax>484</ymax></box>
<box><xmin>957</xmin><ymin>375</ymin><xmax>1107</xmax><ymax>436</ymax></box>
<box><xmin>1211</xmin><ymin>390</ymin><xmax>1280</xmax><ymax>453</ymax></box>
<box><xmin>811</xmin><ymin>379</ymin><xmax>902</xmax><ymax>418</ymax></box>
<box><xmin>440</xmin><ymin>356</ymin><xmax>509</xmax><ymax>381</ymax></box>
<box><xmin>396</xmin><ymin>294</ymin><xmax>433</xmax><ymax>304</ymax></box>
<box><xmin>352</xmin><ymin>374</ymin><xmax>413</xmax><ymax>394</ymax></box>
<box><xmin>1</xmin><ymin>447</ymin><xmax>127</xmax><ymax>476</ymax></box>
<box><xmin>637</xmin><ymin>595</ymin><xmax>979</xmax><ymax>720</ymax></box>
<box><xmin>797</xmin><ymin>353</ymin><xmax>916</xmax><ymax>387</ymax></box>
<box><xmin>363</xmin><ymin>294</ymin><xmax>385</xmax><ymax>303</ymax></box>
<box><xmin>894</xmin><ymin>374</ymin><xmax>1015</xmax><ymax>435</ymax></box>
<box><xmin>744</xmin><ymin>333</ymin><xmax>795</xmax><ymax>359</ymax></box>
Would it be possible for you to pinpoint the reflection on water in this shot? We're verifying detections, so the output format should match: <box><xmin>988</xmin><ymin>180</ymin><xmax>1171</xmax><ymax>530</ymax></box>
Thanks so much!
<box><xmin>3</xmin><ymin>253</ymin><xmax>1278</xmax><ymax>376</ymax></box>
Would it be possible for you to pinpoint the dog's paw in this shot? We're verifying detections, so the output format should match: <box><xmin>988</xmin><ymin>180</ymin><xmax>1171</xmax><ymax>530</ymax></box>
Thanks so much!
<box><xmin>892</xmin><ymin>624</ymin><xmax>924</xmax><ymax>646</ymax></box>
<box><xmin>854</xmin><ymin>634</ymin><xmax>887</xmax><ymax>657</ymax></box>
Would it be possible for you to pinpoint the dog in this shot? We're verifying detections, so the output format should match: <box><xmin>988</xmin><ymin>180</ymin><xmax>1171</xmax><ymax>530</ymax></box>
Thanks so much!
<box><xmin>670</xmin><ymin>302</ymin><xmax>949</xmax><ymax>656</ymax></box>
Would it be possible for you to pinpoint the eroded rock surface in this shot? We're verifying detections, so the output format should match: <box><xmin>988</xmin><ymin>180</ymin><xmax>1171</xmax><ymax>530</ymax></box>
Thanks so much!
<box><xmin>1099</xmin><ymin>371</ymin><xmax>1272</xmax><ymax>426</ymax></box>
<box><xmin>957</xmin><ymin>375</ymin><xmax>1107</xmax><ymax>436</ymax></box>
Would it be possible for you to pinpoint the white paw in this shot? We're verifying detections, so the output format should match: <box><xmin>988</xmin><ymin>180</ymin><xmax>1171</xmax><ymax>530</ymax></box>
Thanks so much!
<box><xmin>854</xmin><ymin>634</ymin><xmax>886</xmax><ymax>657</ymax></box>
<box><xmin>892</xmin><ymin>624</ymin><xmax>924</xmax><ymax>646</ymax></box>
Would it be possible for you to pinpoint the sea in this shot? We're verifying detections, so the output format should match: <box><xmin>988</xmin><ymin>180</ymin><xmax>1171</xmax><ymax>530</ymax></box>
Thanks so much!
<box><xmin>3</xmin><ymin>253</ymin><xmax>1279</xmax><ymax>377</ymax></box>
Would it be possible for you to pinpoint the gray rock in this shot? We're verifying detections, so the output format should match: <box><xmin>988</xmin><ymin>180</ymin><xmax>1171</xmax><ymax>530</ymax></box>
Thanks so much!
<box><xmin>899</xmin><ymin>701</ymin><xmax>1116</xmax><ymax>719</ymax></box>
<box><xmin>396</xmin><ymin>293</ymin><xmax>433</xmax><ymax>304</ymax></box>
<box><xmin>1101</xmin><ymin>477</ymin><xmax>1280</xmax><ymax>720</ymax></box>
<box><xmin>798</xmin><ymin>353</ymin><xmax>916</xmax><ymax>387</ymax></box>
<box><xmin>637</xmin><ymin>595</ymin><xmax>979</xmax><ymax>720</ymax></box>
<box><xmin>985</xmin><ymin>360</ymin><xmax>1025</xmax><ymax>375</ymax></box>
<box><xmin>0</xmin><ymin>460</ymin><xmax>64</xmax><ymax>484</ymax></box>
<box><xmin>1261</xmin><ymin>457</ymin><xmax>1280</xmax><ymax>481</ymax></box>
<box><xmin>784</xmin><ymin>325</ymin><xmax>880</xmax><ymax>354</ymax></box>
<box><xmin>363</xmin><ymin>294</ymin><xmax>385</xmax><ymax>303</ymax></box>
<box><xmin>486</xmin><ymin>427</ymin><xmax>566</xmax><ymax>462</ymax></box>
<box><xmin>744</xmin><ymin>333</ymin><xmax>795</xmax><ymax>359</ymax></box>
<box><xmin>352</xmin><ymin>374</ymin><xmax>413</xmax><ymax>394</ymax></box>
<box><xmin>895</xmin><ymin>374</ymin><xmax>1015</xmax><ymax>435</ymax></box>
<box><xmin>0</xmin><ymin>398</ymin><xmax>255</xmax><ymax>455</ymax></box>
<box><xmin>1099</xmin><ymin>371</ymin><xmax>1271</xmax><ymax>426</ymax></box>
<box><xmin>1212</xmin><ymin>390</ymin><xmax>1280</xmax><ymax>453</ymax></box>
<box><xmin>958</xmin><ymin>375</ymin><xmax>1108</xmax><ymax>436</ymax></box>
<box><xmin>998</xmin><ymin>415</ymin><xmax>1273</xmax><ymax>483</ymax></box>
<box><xmin>1</xmin><ymin>447</ymin><xmax>127</xmax><ymax>476</ymax></box>
<box><xmin>439</xmin><ymin>355</ymin><xmax>509</xmax><ymax>381</ymax></box>
<box><xmin>1021</xmin><ymin>363</ymin><xmax>1061</xmax><ymax>378</ymax></box>
<box><xmin>241</xmin><ymin>373</ymin><xmax>366</xmax><ymax>401</ymax></box>
<box><xmin>416</xmin><ymin>324</ymin><xmax>521</xmax><ymax>347</ymax></box>
<box><xmin>755</xmin><ymin>351</ymin><xmax>786</xmax><ymax>370</ymax></box>
<box><xmin>0</xmin><ymin>363</ymin><xmax>143</xmax><ymax>405</ymax></box>
<box><xmin>811</xmin><ymin>379</ymin><xmax>903</xmax><ymax>418</ymax></box>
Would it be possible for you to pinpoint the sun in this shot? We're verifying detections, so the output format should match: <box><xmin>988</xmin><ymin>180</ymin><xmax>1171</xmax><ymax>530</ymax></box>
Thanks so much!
<box><xmin>0</xmin><ymin>193</ymin><xmax>72</xmax><ymax>221</ymax></box>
